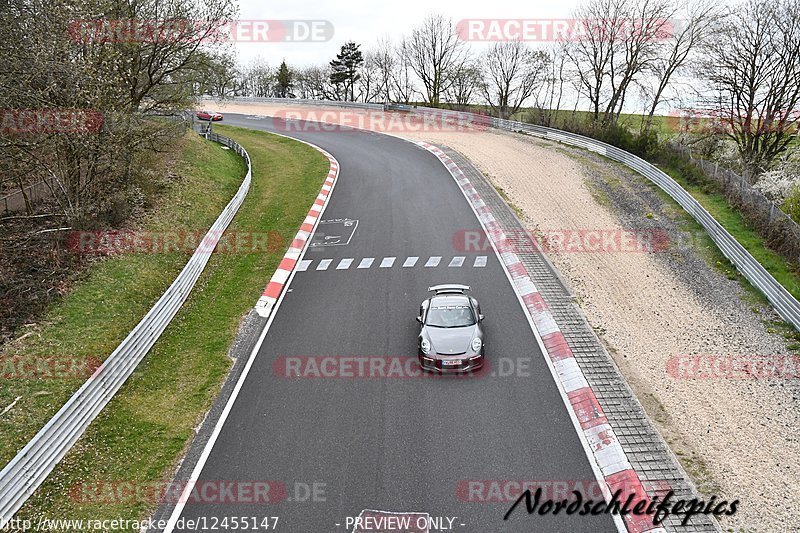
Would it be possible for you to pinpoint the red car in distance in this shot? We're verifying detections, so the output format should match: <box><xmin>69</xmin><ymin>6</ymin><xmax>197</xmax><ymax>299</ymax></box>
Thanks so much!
<box><xmin>196</xmin><ymin>110</ymin><xmax>223</xmax><ymax>121</ymax></box>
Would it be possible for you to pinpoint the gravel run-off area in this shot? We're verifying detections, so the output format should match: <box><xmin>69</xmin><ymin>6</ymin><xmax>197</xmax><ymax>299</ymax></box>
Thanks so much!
<box><xmin>214</xmin><ymin>103</ymin><xmax>800</xmax><ymax>531</ymax></box>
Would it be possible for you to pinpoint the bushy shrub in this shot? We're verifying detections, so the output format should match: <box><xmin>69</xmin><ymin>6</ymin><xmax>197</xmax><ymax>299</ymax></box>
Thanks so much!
<box><xmin>755</xmin><ymin>172</ymin><xmax>798</xmax><ymax>203</ymax></box>
<box><xmin>781</xmin><ymin>184</ymin><xmax>800</xmax><ymax>221</ymax></box>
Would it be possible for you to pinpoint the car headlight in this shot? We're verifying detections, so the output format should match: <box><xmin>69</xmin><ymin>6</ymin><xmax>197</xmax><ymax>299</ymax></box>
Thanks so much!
<box><xmin>420</xmin><ymin>338</ymin><xmax>431</xmax><ymax>354</ymax></box>
<box><xmin>471</xmin><ymin>338</ymin><xmax>483</xmax><ymax>352</ymax></box>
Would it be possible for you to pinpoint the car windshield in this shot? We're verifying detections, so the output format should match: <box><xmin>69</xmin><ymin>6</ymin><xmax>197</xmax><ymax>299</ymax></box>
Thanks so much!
<box><xmin>426</xmin><ymin>304</ymin><xmax>475</xmax><ymax>328</ymax></box>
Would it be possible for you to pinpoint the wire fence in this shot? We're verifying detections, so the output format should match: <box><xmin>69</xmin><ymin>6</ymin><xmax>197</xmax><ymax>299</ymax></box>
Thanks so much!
<box><xmin>670</xmin><ymin>144</ymin><xmax>800</xmax><ymax>262</ymax></box>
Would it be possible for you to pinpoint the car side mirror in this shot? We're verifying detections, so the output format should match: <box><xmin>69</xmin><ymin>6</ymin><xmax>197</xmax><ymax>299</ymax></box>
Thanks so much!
<box><xmin>416</xmin><ymin>316</ymin><xmax>422</xmax><ymax>323</ymax></box>
<box><xmin>479</xmin><ymin>314</ymin><xmax>485</xmax><ymax>321</ymax></box>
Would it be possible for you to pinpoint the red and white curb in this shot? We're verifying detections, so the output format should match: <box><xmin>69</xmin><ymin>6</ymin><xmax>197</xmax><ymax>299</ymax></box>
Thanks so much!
<box><xmin>416</xmin><ymin>141</ymin><xmax>665</xmax><ymax>533</ymax></box>
<box><xmin>255</xmin><ymin>145</ymin><xmax>339</xmax><ymax>318</ymax></box>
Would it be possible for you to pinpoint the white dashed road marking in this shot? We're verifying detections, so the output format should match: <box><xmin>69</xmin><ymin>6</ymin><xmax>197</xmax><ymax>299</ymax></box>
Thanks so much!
<box><xmin>297</xmin><ymin>255</ymin><xmax>489</xmax><ymax>273</ymax></box>
<box><xmin>424</xmin><ymin>256</ymin><xmax>441</xmax><ymax>267</ymax></box>
<box><xmin>449</xmin><ymin>256</ymin><xmax>465</xmax><ymax>267</ymax></box>
<box><xmin>336</xmin><ymin>258</ymin><xmax>353</xmax><ymax>270</ymax></box>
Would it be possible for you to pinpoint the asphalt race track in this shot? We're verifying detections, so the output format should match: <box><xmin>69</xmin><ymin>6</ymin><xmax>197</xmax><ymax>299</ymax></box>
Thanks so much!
<box><xmin>167</xmin><ymin>114</ymin><xmax>619</xmax><ymax>532</ymax></box>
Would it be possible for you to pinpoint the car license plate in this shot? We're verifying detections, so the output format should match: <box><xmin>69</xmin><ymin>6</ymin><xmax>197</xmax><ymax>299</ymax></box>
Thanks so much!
<box><xmin>441</xmin><ymin>359</ymin><xmax>461</xmax><ymax>366</ymax></box>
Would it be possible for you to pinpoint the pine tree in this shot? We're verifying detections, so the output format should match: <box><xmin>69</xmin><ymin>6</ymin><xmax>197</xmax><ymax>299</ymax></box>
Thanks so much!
<box><xmin>329</xmin><ymin>42</ymin><xmax>363</xmax><ymax>101</ymax></box>
<box><xmin>276</xmin><ymin>60</ymin><xmax>293</xmax><ymax>98</ymax></box>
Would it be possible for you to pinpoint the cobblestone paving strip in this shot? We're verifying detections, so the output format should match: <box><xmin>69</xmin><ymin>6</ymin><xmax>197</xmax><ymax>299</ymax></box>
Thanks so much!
<box><xmin>441</xmin><ymin>146</ymin><xmax>720</xmax><ymax>533</ymax></box>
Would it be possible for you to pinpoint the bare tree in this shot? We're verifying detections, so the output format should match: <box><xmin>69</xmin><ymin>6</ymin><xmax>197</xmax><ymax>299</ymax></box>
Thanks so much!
<box><xmin>563</xmin><ymin>0</ymin><xmax>624</xmax><ymax>122</ymax></box>
<box><xmin>402</xmin><ymin>14</ymin><xmax>467</xmax><ymax>106</ymax></box>
<box><xmin>0</xmin><ymin>0</ymin><xmax>236</xmax><ymax>223</ymax></box>
<box><xmin>372</xmin><ymin>37</ymin><xmax>396</xmax><ymax>102</ymax></box>
<box><xmin>480</xmin><ymin>40</ymin><xmax>549</xmax><ymax>119</ymax></box>
<box><xmin>201</xmin><ymin>52</ymin><xmax>240</xmax><ymax>98</ymax></box>
<box><xmin>641</xmin><ymin>0</ymin><xmax>720</xmax><ymax>134</ymax></box>
<box><xmin>445</xmin><ymin>63</ymin><xmax>482</xmax><ymax>108</ymax></box>
<box><xmin>357</xmin><ymin>51</ymin><xmax>383</xmax><ymax>102</ymax></box>
<box><xmin>240</xmin><ymin>59</ymin><xmax>274</xmax><ymax>97</ymax></box>
<box><xmin>87</xmin><ymin>0</ymin><xmax>239</xmax><ymax>114</ymax></box>
<box><xmin>565</xmin><ymin>0</ymin><xmax>675</xmax><ymax>125</ymax></box>
<box><xmin>392</xmin><ymin>39</ymin><xmax>418</xmax><ymax>103</ymax></box>
<box><xmin>531</xmin><ymin>45</ymin><xmax>569</xmax><ymax>127</ymax></box>
<box><xmin>295</xmin><ymin>65</ymin><xmax>336</xmax><ymax>100</ymax></box>
<box><xmin>702</xmin><ymin>0</ymin><xmax>800</xmax><ymax>175</ymax></box>
<box><xmin>605</xmin><ymin>0</ymin><xmax>676</xmax><ymax>124</ymax></box>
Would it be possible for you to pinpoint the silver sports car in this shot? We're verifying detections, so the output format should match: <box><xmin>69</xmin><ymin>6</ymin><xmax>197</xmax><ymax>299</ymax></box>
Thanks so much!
<box><xmin>417</xmin><ymin>284</ymin><xmax>485</xmax><ymax>372</ymax></box>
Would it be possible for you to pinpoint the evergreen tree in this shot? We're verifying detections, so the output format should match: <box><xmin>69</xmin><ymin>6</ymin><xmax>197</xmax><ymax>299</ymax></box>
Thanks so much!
<box><xmin>329</xmin><ymin>42</ymin><xmax>363</xmax><ymax>101</ymax></box>
<box><xmin>276</xmin><ymin>60</ymin><xmax>293</xmax><ymax>98</ymax></box>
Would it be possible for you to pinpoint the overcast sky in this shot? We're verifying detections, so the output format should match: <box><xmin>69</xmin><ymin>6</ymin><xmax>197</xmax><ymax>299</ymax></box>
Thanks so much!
<box><xmin>234</xmin><ymin>0</ymin><xmax>584</xmax><ymax>67</ymax></box>
<box><xmin>230</xmin><ymin>0</ymin><xmax>727</xmax><ymax>114</ymax></box>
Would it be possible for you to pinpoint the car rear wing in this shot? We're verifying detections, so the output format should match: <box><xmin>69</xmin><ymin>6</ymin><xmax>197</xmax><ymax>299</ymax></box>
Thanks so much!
<box><xmin>428</xmin><ymin>284</ymin><xmax>470</xmax><ymax>294</ymax></box>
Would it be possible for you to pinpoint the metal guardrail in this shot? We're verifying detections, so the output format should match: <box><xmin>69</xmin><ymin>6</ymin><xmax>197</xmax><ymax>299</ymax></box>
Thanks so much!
<box><xmin>484</xmin><ymin>116</ymin><xmax>800</xmax><ymax>331</ymax></box>
<box><xmin>0</xmin><ymin>131</ymin><xmax>252</xmax><ymax>527</ymax></box>
<box><xmin>201</xmin><ymin>95</ymin><xmax>385</xmax><ymax>110</ymax></box>
<box><xmin>5</xmin><ymin>95</ymin><xmax>799</xmax><ymax>523</ymax></box>
<box><xmin>213</xmin><ymin>95</ymin><xmax>800</xmax><ymax>329</ymax></box>
<box><xmin>417</xmin><ymin>104</ymin><xmax>800</xmax><ymax>330</ymax></box>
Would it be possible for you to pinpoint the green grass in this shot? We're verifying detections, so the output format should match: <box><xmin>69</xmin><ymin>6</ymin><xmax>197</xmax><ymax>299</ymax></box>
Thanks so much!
<box><xmin>422</xmin><ymin>101</ymin><xmax>721</xmax><ymax>146</ymax></box>
<box><xmin>656</xmin><ymin>161</ymin><xmax>800</xmax><ymax>302</ymax></box>
<box><xmin>516</xmin><ymin>106</ymin><xmax>800</xmax><ymax>335</ymax></box>
<box><xmin>632</xmin><ymin>160</ymin><xmax>800</xmax><ymax>346</ymax></box>
<box><xmin>3</xmin><ymin>125</ymin><xmax>328</xmax><ymax>527</ymax></box>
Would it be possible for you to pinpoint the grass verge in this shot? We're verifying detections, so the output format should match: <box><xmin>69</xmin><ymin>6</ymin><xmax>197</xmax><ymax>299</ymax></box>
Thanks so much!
<box><xmin>2</xmin><ymin>124</ymin><xmax>328</xmax><ymax>527</ymax></box>
<box><xmin>523</xmin><ymin>116</ymin><xmax>800</xmax><ymax>336</ymax></box>
<box><xmin>654</xmin><ymin>159</ymin><xmax>800</xmax><ymax>299</ymax></box>
<box><xmin>585</xmin><ymin>150</ymin><xmax>800</xmax><ymax>347</ymax></box>
<box><xmin>648</xmin><ymin>160</ymin><xmax>800</xmax><ymax>346</ymax></box>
